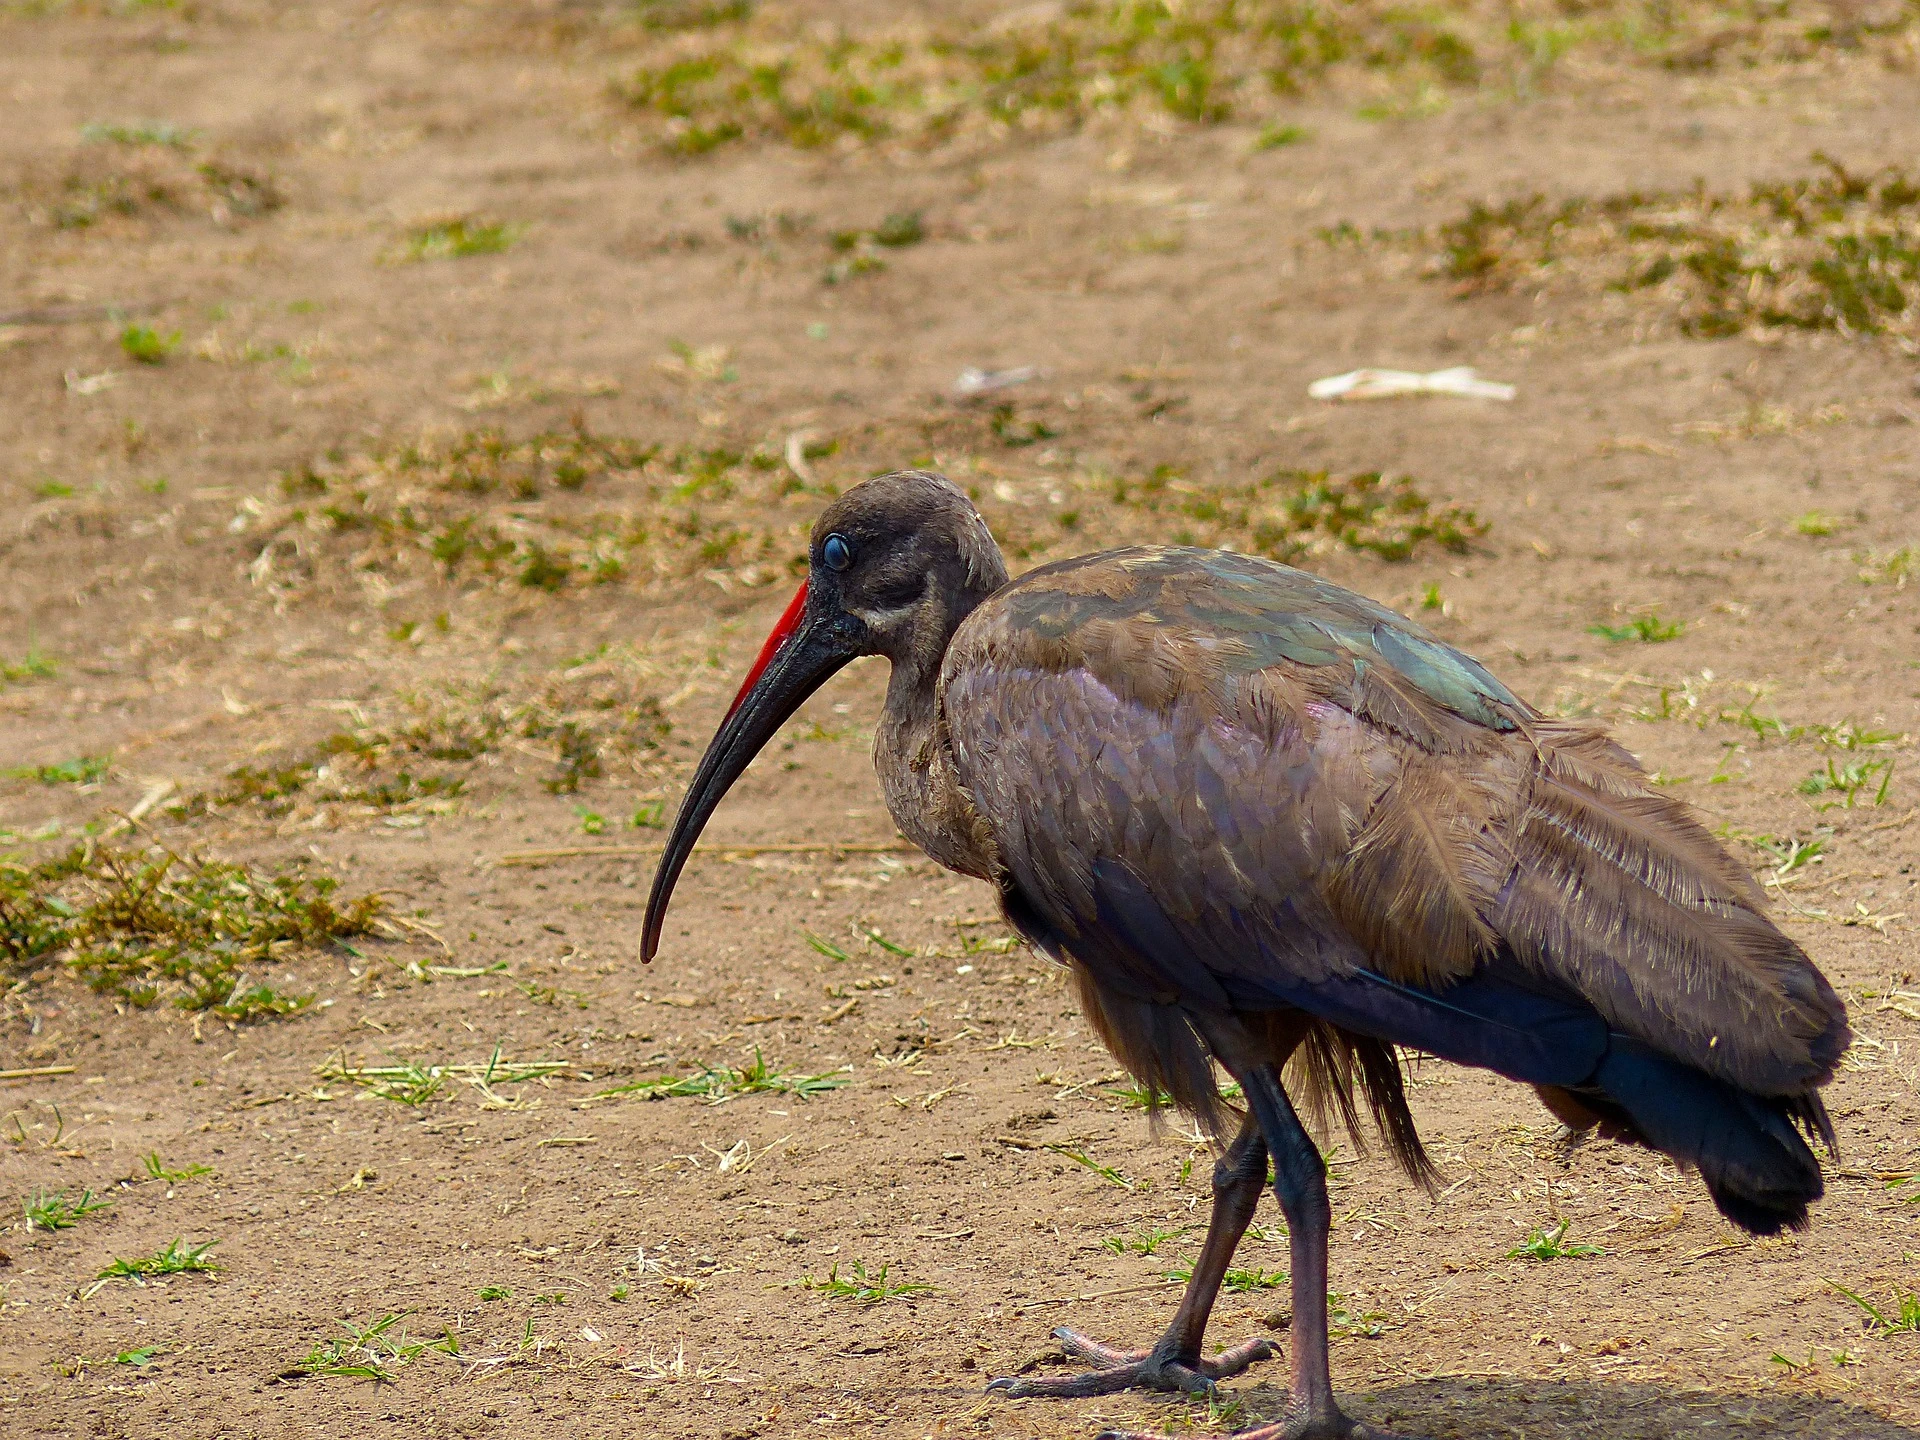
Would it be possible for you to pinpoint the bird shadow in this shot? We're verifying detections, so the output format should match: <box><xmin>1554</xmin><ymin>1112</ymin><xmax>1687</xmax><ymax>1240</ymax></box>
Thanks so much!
<box><xmin>1223</xmin><ymin>1375</ymin><xmax>1920</xmax><ymax>1438</ymax></box>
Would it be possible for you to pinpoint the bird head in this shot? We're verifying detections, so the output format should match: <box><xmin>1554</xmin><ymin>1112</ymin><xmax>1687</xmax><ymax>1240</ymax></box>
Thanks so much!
<box><xmin>640</xmin><ymin>470</ymin><xmax>1006</xmax><ymax>962</ymax></box>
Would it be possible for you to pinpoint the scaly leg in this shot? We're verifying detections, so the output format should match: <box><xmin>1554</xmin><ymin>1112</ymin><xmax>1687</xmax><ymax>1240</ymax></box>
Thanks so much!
<box><xmin>988</xmin><ymin>1113</ymin><xmax>1278</xmax><ymax>1399</ymax></box>
<box><xmin>1099</xmin><ymin>1064</ymin><xmax>1420</xmax><ymax>1440</ymax></box>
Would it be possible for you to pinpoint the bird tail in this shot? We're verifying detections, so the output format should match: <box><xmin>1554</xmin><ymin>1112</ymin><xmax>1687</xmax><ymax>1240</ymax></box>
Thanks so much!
<box><xmin>1485</xmin><ymin>719</ymin><xmax>1851</xmax><ymax>1097</ymax></box>
<box><xmin>1541</xmin><ymin>1036</ymin><xmax>1834</xmax><ymax>1234</ymax></box>
<box><xmin>1287</xmin><ymin>1020</ymin><xmax>1436</xmax><ymax>1190</ymax></box>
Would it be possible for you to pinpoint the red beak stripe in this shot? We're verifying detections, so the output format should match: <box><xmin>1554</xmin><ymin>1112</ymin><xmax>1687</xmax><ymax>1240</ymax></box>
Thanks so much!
<box><xmin>724</xmin><ymin>580</ymin><xmax>810</xmax><ymax>722</ymax></box>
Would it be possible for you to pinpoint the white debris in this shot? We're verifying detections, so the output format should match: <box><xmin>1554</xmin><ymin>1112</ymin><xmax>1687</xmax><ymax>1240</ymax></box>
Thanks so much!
<box><xmin>954</xmin><ymin>365</ymin><xmax>1041</xmax><ymax>398</ymax></box>
<box><xmin>1308</xmin><ymin>366</ymin><xmax>1516</xmax><ymax>403</ymax></box>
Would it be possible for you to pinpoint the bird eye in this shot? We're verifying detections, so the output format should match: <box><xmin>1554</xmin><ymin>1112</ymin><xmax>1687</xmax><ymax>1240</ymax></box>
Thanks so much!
<box><xmin>822</xmin><ymin>533</ymin><xmax>854</xmax><ymax>572</ymax></box>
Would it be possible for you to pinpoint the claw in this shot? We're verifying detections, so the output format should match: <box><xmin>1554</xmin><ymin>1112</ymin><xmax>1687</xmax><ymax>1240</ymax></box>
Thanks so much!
<box><xmin>986</xmin><ymin>1329</ymin><xmax>1277</xmax><ymax>1401</ymax></box>
<box><xmin>1094</xmin><ymin>1412</ymin><xmax>1422</xmax><ymax>1440</ymax></box>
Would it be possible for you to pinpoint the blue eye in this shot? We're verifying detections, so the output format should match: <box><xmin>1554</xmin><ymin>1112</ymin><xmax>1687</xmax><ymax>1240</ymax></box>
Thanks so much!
<box><xmin>822</xmin><ymin>534</ymin><xmax>853</xmax><ymax>572</ymax></box>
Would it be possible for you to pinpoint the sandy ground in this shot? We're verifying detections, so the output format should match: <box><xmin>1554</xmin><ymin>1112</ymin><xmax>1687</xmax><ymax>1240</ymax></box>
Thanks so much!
<box><xmin>3</xmin><ymin>3</ymin><xmax>1920</xmax><ymax>1437</ymax></box>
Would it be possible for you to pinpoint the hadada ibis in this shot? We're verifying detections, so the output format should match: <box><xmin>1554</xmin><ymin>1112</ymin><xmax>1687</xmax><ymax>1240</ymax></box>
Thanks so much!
<box><xmin>642</xmin><ymin>470</ymin><xmax>1849</xmax><ymax>1440</ymax></box>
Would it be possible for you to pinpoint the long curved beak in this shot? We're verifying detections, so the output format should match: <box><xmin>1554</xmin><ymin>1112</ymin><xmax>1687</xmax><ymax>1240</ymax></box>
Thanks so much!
<box><xmin>641</xmin><ymin>582</ymin><xmax>859</xmax><ymax>962</ymax></box>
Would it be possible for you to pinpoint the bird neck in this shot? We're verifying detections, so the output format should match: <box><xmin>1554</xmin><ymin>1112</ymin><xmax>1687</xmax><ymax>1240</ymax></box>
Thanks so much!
<box><xmin>871</xmin><ymin>582</ymin><xmax>1002</xmax><ymax>881</ymax></box>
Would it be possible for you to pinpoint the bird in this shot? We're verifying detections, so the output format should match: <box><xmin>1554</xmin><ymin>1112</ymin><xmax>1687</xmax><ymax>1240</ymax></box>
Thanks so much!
<box><xmin>642</xmin><ymin>469</ymin><xmax>1850</xmax><ymax>1440</ymax></box>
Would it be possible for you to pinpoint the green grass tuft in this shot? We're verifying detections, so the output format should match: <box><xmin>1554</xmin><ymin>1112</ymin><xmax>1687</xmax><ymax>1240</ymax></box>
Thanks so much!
<box><xmin>5</xmin><ymin>756</ymin><xmax>108</xmax><ymax>785</ymax></box>
<box><xmin>1253</xmin><ymin>122</ymin><xmax>1309</xmax><ymax>150</ymax></box>
<box><xmin>82</xmin><ymin>120</ymin><xmax>197</xmax><ymax>148</ymax></box>
<box><xmin>294</xmin><ymin>1310</ymin><xmax>459</xmax><ymax>1380</ymax></box>
<box><xmin>96</xmin><ymin>1238</ymin><xmax>220</xmax><ymax>1281</ymax></box>
<box><xmin>23</xmin><ymin>1187</ymin><xmax>110</xmax><ymax>1231</ymax></box>
<box><xmin>401</xmin><ymin>218</ymin><xmax>521</xmax><ymax>262</ymax></box>
<box><xmin>1798</xmin><ymin>756</ymin><xmax>1894</xmax><ymax>810</ymax></box>
<box><xmin>1102</xmin><ymin>1224</ymin><xmax>1182</xmax><ymax>1256</ymax></box>
<box><xmin>1588</xmin><ymin>613</ymin><xmax>1683</xmax><ymax>644</ymax></box>
<box><xmin>802</xmin><ymin>1258</ymin><xmax>935</xmax><ymax>1303</ymax></box>
<box><xmin>1829</xmin><ymin>1280</ymin><xmax>1920</xmax><ymax>1335</ymax></box>
<box><xmin>142</xmin><ymin>1152</ymin><xmax>212</xmax><ymax>1183</ymax></box>
<box><xmin>1046</xmin><ymin>1142</ymin><xmax>1137</xmax><ymax>1191</ymax></box>
<box><xmin>1506</xmin><ymin>1219</ymin><xmax>1604</xmax><ymax>1261</ymax></box>
<box><xmin>802</xmin><ymin>930</ymin><xmax>851</xmax><ymax>962</ymax></box>
<box><xmin>1167</xmin><ymin>1258</ymin><xmax>1287</xmax><ymax>1292</ymax></box>
<box><xmin>593</xmin><ymin>1047</ymin><xmax>849</xmax><ymax>1104</ymax></box>
<box><xmin>1</xmin><ymin>645</ymin><xmax>59</xmax><ymax>685</ymax></box>
<box><xmin>119</xmin><ymin>325</ymin><xmax>180</xmax><ymax>365</ymax></box>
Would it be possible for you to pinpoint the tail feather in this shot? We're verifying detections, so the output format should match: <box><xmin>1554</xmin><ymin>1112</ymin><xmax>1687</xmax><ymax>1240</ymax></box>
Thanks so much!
<box><xmin>1286</xmin><ymin>1020</ymin><xmax>1436</xmax><ymax>1190</ymax></box>
<box><xmin>1489</xmin><ymin>719</ymin><xmax>1851</xmax><ymax>1095</ymax></box>
<box><xmin>1582</xmin><ymin>1036</ymin><xmax>1829</xmax><ymax>1234</ymax></box>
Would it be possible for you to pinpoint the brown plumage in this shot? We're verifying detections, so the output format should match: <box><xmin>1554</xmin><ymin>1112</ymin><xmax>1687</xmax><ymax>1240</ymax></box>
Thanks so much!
<box><xmin>642</xmin><ymin>471</ymin><xmax>1849</xmax><ymax>1440</ymax></box>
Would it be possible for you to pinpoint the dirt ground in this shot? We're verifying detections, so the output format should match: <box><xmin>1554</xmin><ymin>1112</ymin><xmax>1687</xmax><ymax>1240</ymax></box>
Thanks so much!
<box><xmin>3</xmin><ymin>3</ymin><xmax>1920</xmax><ymax>1437</ymax></box>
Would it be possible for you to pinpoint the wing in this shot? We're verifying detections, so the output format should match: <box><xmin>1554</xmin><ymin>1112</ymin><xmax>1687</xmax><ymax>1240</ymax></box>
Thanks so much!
<box><xmin>943</xmin><ymin>547</ymin><xmax>1848</xmax><ymax>1101</ymax></box>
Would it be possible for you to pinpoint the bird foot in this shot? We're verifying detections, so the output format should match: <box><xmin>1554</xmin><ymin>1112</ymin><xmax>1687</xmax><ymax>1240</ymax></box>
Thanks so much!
<box><xmin>987</xmin><ymin>1326</ymin><xmax>1277</xmax><ymax>1400</ymax></box>
<box><xmin>1095</xmin><ymin>1405</ymin><xmax>1420</xmax><ymax>1440</ymax></box>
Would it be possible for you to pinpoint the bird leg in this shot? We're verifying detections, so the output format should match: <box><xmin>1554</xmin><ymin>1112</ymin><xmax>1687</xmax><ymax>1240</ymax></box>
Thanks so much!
<box><xmin>987</xmin><ymin>1113</ymin><xmax>1278</xmax><ymax>1400</ymax></box>
<box><xmin>1097</xmin><ymin>1065</ymin><xmax>1416</xmax><ymax>1440</ymax></box>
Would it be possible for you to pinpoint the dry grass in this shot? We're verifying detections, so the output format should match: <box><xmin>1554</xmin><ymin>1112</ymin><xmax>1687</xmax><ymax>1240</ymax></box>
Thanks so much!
<box><xmin>599</xmin><ymin>0</ymin><xmax>1920</xmax><ymax>158</ymax></box>
<box><xmin>1418</xmin><ymin>155</ymin><xmax>1920</xmax><ymax>341</ymax></box>
<box><xmin>0</xmin><ymin>843</ymin><xmax>383</xmax><ymax>1017</ymax></box>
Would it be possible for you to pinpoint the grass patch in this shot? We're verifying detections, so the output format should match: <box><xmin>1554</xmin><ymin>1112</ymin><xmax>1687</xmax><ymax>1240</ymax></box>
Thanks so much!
<box><xmin>802</xmin><ymin>1259</ymin><xmax>934</xmax><ymax>1303</ymax></box>
<box><xmin>1167</xmin><ymin>1258</ymin><xmax>1287</xmax><ymax>1292</ymax></box>
<box><xmin>1859</xmin><ymin>545</ymin><xmax>1918</xmax><ymax>587</ymax></box>
<box><xmin>95</xmin><ymin>1238</ymin><xmax>220</xmax><ymax>1282</ymax></box>
<box><xmin>593</xmin><ymin>1047</ymin><xmax>849</xmax><ymax>1104</ymax></box>
<box><xmin>251</xmin><ymin>425</ymin><xmax>804</xmax><ymax>597</ymax></box>
<box><xmin>27</xmin><ymin>145</ymin><xmax>281</xmax><ymax>229</ymax></box>
<box><xmin>1047</xmin><ymin>1142</ymin><xmax>1137</xmax><ymax>1190</ymax></box>
<box><xmin>0</xmin><ymin>842</ymin><xmax>382</xmax><ymax>1016</ymax></box>
<box><xmin>82</xmin><ymin>120</ymin><xmax>197</xmax><ymax>148</ymax></box>
<box><xmin>608</xmin><ymin>3</ymin><xmax>1914</xmax><ymax>159</ymax></box>
<box><xmin>1416</xmin><ymin>155</ymin><xmax>1920</xmax><ymax>343</ymax></box>
<box><xmin>119</xmin><ymin>324</ymin><xmax>180</xmax><ymax>364</ymax></box>
<box><xmin>5</xmin><ymin>756</ymin><xmax>108</xmax><ymax>785</ymax></box>
<box><xmin>1328</xmin><ymin>1290</ymin><xmax>1389</xmax><ymax>1338</ymax></box>
<box><xmin>1798</xmin><ymin>756</ymin><xmax>1894</xmax><ymax>809</ymax></box>
<box><xmin>1829</xmin><ymin>1280</ymin><xmax>1920</xmax><ymax>1336</ymax></box>
<box><xmin>294</xmin><ymin>1311</ymin><xmax>459</xmax><ymax>1380</ymax></box>
<box><xmin>1506</xmin><ymin>1219</ymin><xmax>1604</xmax><ymax>1261</ymax></box>
<box><xmin>1750</xmin><ymin>833</ymin><xmax>1827</xmax><ymax>879</ymax></box>
<box><xmin>326</xmin><ymin>1059</ymin><xmax>447</xmax><ymax>1106</ymax></box>
<box><xmin>23</xmin><ymin>1186</ymin><xmax>110</xmax><ymax>1231</ymax></box>
<box><xmin>1109</xmin><ymin>467</ymin><xmax>1485</xmax><ymax>563</ymax></box>
<box><xmin>142</xmin><ymin>1152</ymin><xmax>212</xmax><ymax>1183</ymax></box>
<box><xmin>857</xmin><ymin>924</ymin><xmax>914</xmax><ymax>958</ymax></box>
<box><xmin>824</xmin><ymin>210</ymin><xmax>924</xmax><ymax>283</ymax></box>
<box><xmin>0</xmin><ymin>645</ymin><xmax>57</xmax><ymax>684</ymax></box>
<box><xmin>1254</xmin><ymin>121</ymin><xmax>1309</xmax><ymax>149</ymax></box>
<box><xmin>1588</xmin><ymin>613</ymin><xmax>1683</xmax><ymax>644</ymax></box>
<box><xmin>1102</xmin><ymin>1223</ymin><xmax>1182</xmax><ymax>1256</ymax></box>
<box><xmin>1107</xmin><ymin>1077</ymin><xmax>1241</xmax><ymax>1110</ymax></box>
<box><xmin>185</xmin><ymin>674</ymin><xmax>669</xmax><ymax>819</ymax></box>
<box><xmin>318</xmin><ymin>1049</ymin><xmax>572</xmax><ymax>1107</ymax></box>
<box><xmin>803</xmin><ymin>930</ymin><xmax>851</xmax><ymax>962</ymax></box>
<box><xmin>611</xmin><ymin>4</ymin><xmax>1463</xmax><ymax>156</ymax></box>
<box><xmin>400</xmin><ymin>218</ymin><xmax>521</xmax><ymax>262</ymax></box>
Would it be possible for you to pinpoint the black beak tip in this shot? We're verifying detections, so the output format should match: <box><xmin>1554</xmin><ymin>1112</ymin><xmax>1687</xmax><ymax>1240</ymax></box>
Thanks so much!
<box><xmin>638</xmin><ymin>600</ymin><xmax>857</xmax><ymax>972</ymax></box>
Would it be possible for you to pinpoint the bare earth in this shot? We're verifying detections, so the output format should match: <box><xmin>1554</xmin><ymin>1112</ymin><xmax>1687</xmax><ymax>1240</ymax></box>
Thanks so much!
<box><xmin>3</xmin><ymin>4</ymin><xmax>1920</xmax><ymax>1438</ymax></box>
